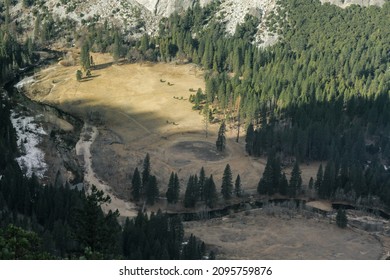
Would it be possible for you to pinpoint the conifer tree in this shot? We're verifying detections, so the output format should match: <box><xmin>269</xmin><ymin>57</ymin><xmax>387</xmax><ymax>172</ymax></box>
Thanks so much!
<box><xmin>245</xmin><ymin>123</ymin><xmax>254</xmax><ymax>155</ymax></box>
<box><xmin>257</xmin><ymin>153</ymin><xmax>281</xmax><ymax>195</ymax></box>
<box><xmin>80</xmin><ymin>41</ymin><xmax>91</xmax><ymax>71</ymax></box>
<box><xmin>288</xmin><ymin>161</ymin><xmax>302</xmax><ymax>197</ymax></box>
<box><xmin>279</xmin><ymin>173</ymin><xmax>288</xmax><ymax>196</ymax></box>
<box><xmin>173</xmin><ymin>173</ymin><xmax>180</xmax><ymax>203</ymax></box>
<box><xmin>142</xmin><ymin>153</ymin><xmax>151</xmax><ymax>191</ymax></box>
<box><xmin>320</xmin><ymin>161</ymin><xmax>336</xmax><ymax>199</ymax></box>
<box><xmin>131</xmin><ymin>168</ymin><xmax>141</xmax><ymax>201</ymax></box>
<box><xmin>216</xmin><ymin>121</ymin><xmax>226</xmax><ymax>152</ymax></box>
<box><xmin>166</xmin><ymin>172</ymin><xmax>179</xmax><ymax>204</ymax></box>
<box><xmin>234</xmin><ymin>174</ymin><xmax>242</xmax><ymax>197</ymax></box>
<box><xmin>198</xmin><ymin>167</ymin><xmax>206</xmax><ymax>201</ymax></box>
<box><xmin>166</xmin><ymin>172</ymin><xmax>175</xmax><ymax>203</ymax></box>
<box><xmin>184</xmin><ymin>176</ymin><xmax>198</xmax><ymax>208</ymax></box>
<box><xmin>145</xmin><ymin>175</ymin><xmax>159</xmax><ymax>205</ymax></box>
<box><xmin>113</xmin><ymin>31</ymin><xmax>121</xmax><ymax>63</ymax></box>
<box><xmin>204</xmin><ymin>175</ymin><xmax>217</xmax><ymax>208</ymax></box>
<box><xmin>221</xmin><ymin>164</ymin><xmax>233</xmax><ymax>199</ymax></box>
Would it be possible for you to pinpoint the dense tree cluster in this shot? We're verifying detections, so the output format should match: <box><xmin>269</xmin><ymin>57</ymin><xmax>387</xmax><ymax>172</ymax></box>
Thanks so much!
<box><xmin>131</xmin><ymin>153</ymin><xmax>159</xmax><ymax>205</ymax></box>
<box><xmin>122</xmin><ymin>211</ymin><xmax>208</xmax><ymax>260</ymax></box>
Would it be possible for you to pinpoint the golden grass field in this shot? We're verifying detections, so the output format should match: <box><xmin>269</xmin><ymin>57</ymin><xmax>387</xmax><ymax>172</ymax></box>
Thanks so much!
<box><xmin>26</xmin><ymin>52</ymin><xmax>388</xmax><ymax>259</ymax></box>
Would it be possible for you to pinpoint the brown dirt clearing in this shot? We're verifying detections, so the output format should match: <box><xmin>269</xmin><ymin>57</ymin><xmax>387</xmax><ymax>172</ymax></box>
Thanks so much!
<box><xmin>185</xmin><ymin>209</ymin><xmax>383</xmax><ymax>260</ymax></box>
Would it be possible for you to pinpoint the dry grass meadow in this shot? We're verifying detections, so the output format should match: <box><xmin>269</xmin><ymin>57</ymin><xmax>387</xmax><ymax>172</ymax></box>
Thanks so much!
<box><xmin>26</xmin><ymin>52</ymin><xmax>387</xmax><ymax>259</ymax></box>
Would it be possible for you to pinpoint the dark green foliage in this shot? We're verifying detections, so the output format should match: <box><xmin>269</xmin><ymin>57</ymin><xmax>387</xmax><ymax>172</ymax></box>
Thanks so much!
<box><xmin>204</xmin><ymin>175</ymin><xmax>218</xmax><ymax>209</ymax></box>
<box><xmin>216</xmin><ymin>121</ymin><xmax>226</xmax><ymax>152</ymax></box>
<box><xmin>184</xmin><ymin>175</ymin><xmax>199</xmax><ymax>208</ymax></box>
<box><xmin>0</xmin><ymin>224</ymin><xmax>51</xmax><ymax>259</ymax></box>
<box><xmin>257</xmin><ymin>153</ymin><xmax>282</xmax><ymax>195</ymax></box>
<box><xmin>122</xmin><ymin>211</ymin><xmax>205</xmax><ymax>260</ymax></box>
<box><xmin>221</xmin><ymin>164</ymin><xmax>233</xmax><ymax>199</ymax></box>
<box><xmin>279</xmin><ymin>173</ymin><xmax>288</xmax><ymax>196</ymax></box>
<box><xmin>112</xmin><ymin>30</ymin><xmax>122</xmax><ymax>62</ymax></box>
<box><xmin>181</xmin><ymin>234</ymin><xmax>205</xmax><ymax>260</ymax></box>
<box><xmin>336</xmin><ymin>209</ymin><xmax>348</xmax><ymax>228</ymax></box>
<box><xmin>234</xmin><ymin>174</ymin><xmax>242</xmax><ymax>197</ymax></box>
<box><xmin>145</xmin><ymin>175</ymin><xmax>159</xmax><ymax>205</ymax></box>
<box><xmin>166</xmin><ymin>172</ymin><xmax>180</xmax><ymax>204</ymax></box>
<box><xmin>80</xmin><ymin>41</ymin><xmax>91</xmax><ymax>70</ymax></box>
<box><xmin>73</xmin><ymin>185</ymin><xmax>121</xmax><ymax>256</ymax></box>
<box><xmin>320</xmin><ymin>161</ymin><xmax>336</xmax><ymax>199</ymax></box>
<box><xmin>288</xmin><ymin>162</ymin><xmax>302</xmax><ymax>197</ymax></box>
<box><xmin>142</xmin><ymin>153</ymin><xmax>151</xmax><ymax>189</ymax></box>
<box><xmin>131</xmin><ymin>167</ymin><xmax>141</xmax><ymax>201</ymax></box>
<box><xmin>245</xmin><ymin>123</ymin><xmax>255</xmax><ymax>156</ymax></box>
<box><xmin>198</xmin><ymin>167</ymin><xmax>206</xmax><ymax>201</ymax></box>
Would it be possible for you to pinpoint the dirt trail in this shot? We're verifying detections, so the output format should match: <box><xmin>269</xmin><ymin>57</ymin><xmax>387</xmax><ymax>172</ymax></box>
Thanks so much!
<box><xmin>76</xmin><ymin>123</ymin><xmax>138</xmax><ymax>218</ymax></box>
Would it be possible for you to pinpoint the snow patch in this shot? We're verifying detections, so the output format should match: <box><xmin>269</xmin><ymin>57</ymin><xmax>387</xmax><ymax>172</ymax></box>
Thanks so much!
<box><xmin>10</xmin><ymin>111</ymin><xmax>47</xmax><ymax>179</ymax></box>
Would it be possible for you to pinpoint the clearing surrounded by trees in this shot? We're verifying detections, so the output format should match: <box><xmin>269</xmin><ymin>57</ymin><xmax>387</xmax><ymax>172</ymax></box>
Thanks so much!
<box><xmin>23</xmin><ymin>52</ymin><xmax>388</xmax><ymax>259</ymax></box>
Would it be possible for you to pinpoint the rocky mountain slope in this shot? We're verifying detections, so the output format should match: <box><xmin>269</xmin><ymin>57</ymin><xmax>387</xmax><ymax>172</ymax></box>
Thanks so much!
<box><xmin>8</xmin><ymin>0</ymin><xmax>386</xmax><ymax>46</ymax></box>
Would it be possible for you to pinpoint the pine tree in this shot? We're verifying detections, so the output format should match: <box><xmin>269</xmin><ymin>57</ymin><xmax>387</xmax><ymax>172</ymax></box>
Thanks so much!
<box><xmin>113</xmin><ymin>31</ymin><xmax>121</xmax><ymax>63</ymax></box>
<box><xmin>216</xmin><ymin>121</ymin><xmax>226</xmax><ymax>152</ymax></box>
<box><xmin>279</xmin><ymin>173</ymin><xmax>288</xmax><ymax>196</ymax></box>
<box><xmin>145</xmin><ymin>175</ymin><xmax>159</xmax><ymax>205</ymax></box>
<box><xmin>131</xmin><ymin>168</ymin><xmax>141</xmax><ymax>201</ymax></box>
<box><xmin>221</xmin><ymin>164</ymin><xmax>233</xmax><ymax>200</ymax></box>
<box><xmin>204</xmin><ymin>175</ymin><xmax>218</xmax><ymax>208</ymax></box>
<box><xmin>166</xmin><ymin>172</ymin><xmax>179</xmax><ymax>204</ymax></box>
<box><xmin>245</xmin><ymin>123</ymin><xmax>254</xmax><ymax>155</ymax></box>
<box><xmin>234</xmin><ymin>174</ymin><xmax>242</xmax><ymax>197</ymax></box>
<box><xmin>288</xmin><ymin>162</ymin><xmax>302</xmax><ymax>197</ymax></box>
<box><xmin>173</xmin><ymin>173</ymin><xmax>180</xmax><ymax>203</ymax></box>
<box><xmin>80</xmin><ymin>42</ymin><xmax>91</xmax><ymax>71</ymax></box>
<box><xmin>142</xmin><ymin>153</ymin><xmax>151</xmax><ymax>191</ymax></box>
<box><xmin>198</xmin><ymin>167</ymin><xmax>206</xmax><ymax>201</ymax></box>
<box><xmin>184</xmin><ymin>176</ymin><xmax>198</xmax><ymax>208</ymax></box>
<box><xmin>320</xmin><ymin>161</ymin><xmax>336</xmax><ymax>199</ymax></box>
<box><xmin>257</xmin><ymin>153</ymin><xmax>280</xmax><ymax>195</ymax></box>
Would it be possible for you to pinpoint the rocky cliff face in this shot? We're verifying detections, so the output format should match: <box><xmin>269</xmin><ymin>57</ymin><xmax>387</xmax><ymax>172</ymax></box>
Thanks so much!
<box><xmin>9</xmin><ymin>0</ymin><xmax>386</xmax><ymax>47</ymax></box>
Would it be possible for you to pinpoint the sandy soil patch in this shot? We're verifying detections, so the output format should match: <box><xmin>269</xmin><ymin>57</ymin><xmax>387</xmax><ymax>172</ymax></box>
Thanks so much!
<box><xmin>185</xmin><ymin>209</ymin><xmax>383</xmax><ymax>260</ymax></box>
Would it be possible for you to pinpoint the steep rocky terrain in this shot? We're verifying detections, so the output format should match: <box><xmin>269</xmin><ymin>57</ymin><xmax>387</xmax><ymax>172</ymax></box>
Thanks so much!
<box><xmin>8</xmin><ymin>0</ymin><xmax>386</xmax><ymax>47</ymax></box>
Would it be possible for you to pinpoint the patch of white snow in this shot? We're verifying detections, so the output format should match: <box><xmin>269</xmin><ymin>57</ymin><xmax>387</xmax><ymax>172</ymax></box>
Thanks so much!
<box><xmin>10</xmin><ymin>111</ymin><xmax>47</xmax><ymax>179</ymax></box>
